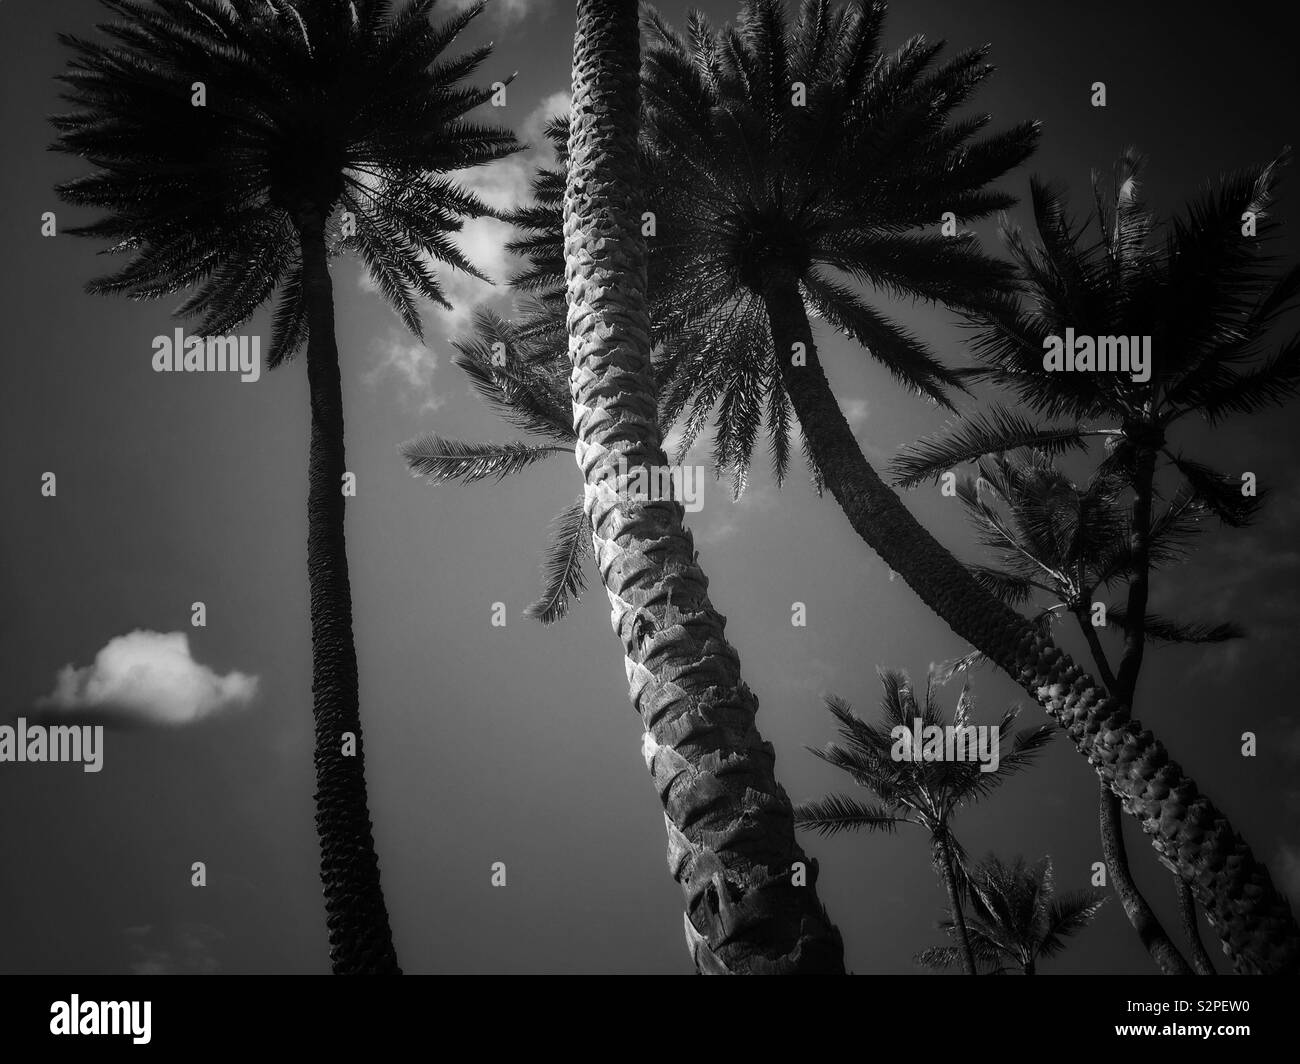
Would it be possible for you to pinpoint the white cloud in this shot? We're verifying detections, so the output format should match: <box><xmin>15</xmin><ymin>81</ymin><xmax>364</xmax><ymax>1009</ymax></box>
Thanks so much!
<box><xmin>444</xmin><ymin>0</ymin><xmax>552</xmax><ymax>24</ymax></box>
<box><xmin>36</xmin><ymin>631</ymin><xmax>257</xmax><ymax>728</ymax></box>
<box><xmin>363</xmin><ymin>330</ymin><xmax>442</xmax><ymax>413</ymax></box>
<box><xmin>433</xmin><ymin>90</ymin><xmax>571</xmax><ymax>334</ymax></box>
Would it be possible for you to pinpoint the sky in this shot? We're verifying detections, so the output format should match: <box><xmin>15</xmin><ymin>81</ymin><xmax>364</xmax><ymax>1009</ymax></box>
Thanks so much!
<box><xmin>1</xmin><ymin>0</ymin><xmax>1298</xmax><ymax>975</ymax></box>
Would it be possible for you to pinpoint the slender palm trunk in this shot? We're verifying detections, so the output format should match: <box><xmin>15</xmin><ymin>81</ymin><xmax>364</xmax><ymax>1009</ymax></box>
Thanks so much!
<box><xmin>298</xmin><ymin>210</ymin><xmax>401</xmax><ymax>975</ymax></box>
<box><xmin>760</xmin><ymin>271</ymin><xmax>1299</xmax><ymax>974</ymax></box>
<box><xmin>564</xmin><ymin>0</ymin><xmax>843</xmax><ymax>973</ymax></box>
<box><xmin>1099</xmin><ymin>782</ymin><xmax>1193</xmax><ymax>974</ymax></box>
<box><xmin>1023</xmin><ymin>957</ymin><xmax>1036</xmax><ymax>975</ymax></box>
<box><xmin>1078</xmin><ymin>611</ymin><xmax>1193</xmax><ymax>974</ymax></box>
<box><xmin>935</xmin><ymin>837</ymin><xmax>977</xmax><ymax>975</ymax></box>
<box><xmin>1178</xmin><ymin>879</ymin><xmax>1219</xmax><ymax>974</ymax></box>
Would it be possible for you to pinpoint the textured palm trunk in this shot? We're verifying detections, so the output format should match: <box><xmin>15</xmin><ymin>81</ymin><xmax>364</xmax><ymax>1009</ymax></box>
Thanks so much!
<box><xmin>1099</xmin><ymin>783</ymin><xmax>1193</xmax><ymax>974</ymax></box>
<box><xmin>761</xmin><ymin>272</ymin><xmax>1299</xmax><ymax>974</ymax></box>
<box><xmin>564</xmin><ymin>0</ymin><xmax>843</xmax><ymax>973</ymax></box>
<box><xmin>1078</xmin><ymin>610</ymin><xmax>1192</xmax><ymax>974</ymax></box>
<box><xmin>1023</xmin><ymin>957</ymin><xmax>1036</xmax><ymax>975</ymax></box>
<box><xmin>299</xmin><ymin>212</ymin><xmax>401</xmax><ymax>975</ymax></box>
<box><xmin>934</xmin><ymin>836</ymin><xmax>977</xmax><ymax>975</ymax></box>
<box><xmin>1178</xmin><ymin>879</ymin><xmax>1219</xmax><ymax>974</ymax></box>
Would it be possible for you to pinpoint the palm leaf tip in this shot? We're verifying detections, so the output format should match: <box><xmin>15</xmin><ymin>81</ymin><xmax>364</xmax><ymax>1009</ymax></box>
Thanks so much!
<box><xmin>522</xmin><ymin>498</ymin><xmax>591</xmax><ymax>625</ymax></box>
<box><xmin>399</xmin><ymin>433</ymin><xmax>566</xmax><ymax>485</ymax></box>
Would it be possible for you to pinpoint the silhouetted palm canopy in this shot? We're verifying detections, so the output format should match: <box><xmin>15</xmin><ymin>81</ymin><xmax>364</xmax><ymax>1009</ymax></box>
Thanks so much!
<box><xmin>50</xmin><ymin>0</ymin><xmax>516</xmax><ymax>355</ymax></box>
<box><xmin>917</xmin><ymin>854</ymin><xmax>1105</xmax><ymax>974</ymax></box>
<box><xmin>49</xmin><ymin>0</ymin><xmax>519</xmax><ymax>973</ymax></box>
<box><xmin>936</xmin><ymin>451</ymin><xmax>1242</xmax><ymax>678</ymax></box>
<box><xmin>795</xmin><ymin>670</ymin><xmax>1053</xmax><ymax>882</ymax></box>
<box><xmin>892</xmin><ymin>150</ymin><xmax>1300</xmax><ymax>522</ymax></box>
<box><xmin>506</xmin><ymin>0</ymin><xmax>1038</xmax><ymax>493</ymax></box>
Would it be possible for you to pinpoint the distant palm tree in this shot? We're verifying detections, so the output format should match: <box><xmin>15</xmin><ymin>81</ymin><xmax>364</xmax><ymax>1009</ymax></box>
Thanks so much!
<box><xmin>796</xmin><ymin>670</ymin><xmax>1053</xmax><ymax>974</ymax></box>
<box><xmin>894</xmin><ymin>151</ymin><xmax>1300</xmax><ymax>973</ymax></box>
<box><xmin>917</xmin><ymin>854</ymin><xmax>1105</xmax><ymax>975</ymax></box>
<box><xmin>549</xmin><ymin>0</ymin><xmax>844</xmax><ymax>973</ymax></box>
<box><xmin>936</xmin><ymin>452</ymin><xmax>1241</xmax><ymax>973</ymax></box>
<box><xmin>50</xmin><ymin>0</ymin><xmax>518</xmax><ymax>973</ymax></box>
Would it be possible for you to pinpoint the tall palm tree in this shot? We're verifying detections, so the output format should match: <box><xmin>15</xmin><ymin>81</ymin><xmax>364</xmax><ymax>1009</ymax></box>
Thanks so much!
<box><xmin>939</xmin><ymin>452</ymin><xmax>1240</xmax><ymax>973</ymax></box>
<box><xmin>917</xmin><ymin>854</ymin><xmax>1105</xmax><ymax>975</ymax></box>
<box><xmin>556</xmin><ymin>0</ymin><xmax>845</xmax><ymax>973</ymax></box>
<box><xmin>796</xmin><ymin>670</ymin><xmax>1053</xmax><ymax>975</ymax></box>
<box><xmin>894</xmin><ymin>152</ymin><xmax>1300</xmax><ymax>973</ymax></box>
<box><xmin>50</xmin><ymin>0</ymin><xmax>518</xmax><ymax>973</ymax></box>
<box><xmin>508</xmin><ymin>3</ymin><xmax>1300</xmax><ymax>973</ymax></box>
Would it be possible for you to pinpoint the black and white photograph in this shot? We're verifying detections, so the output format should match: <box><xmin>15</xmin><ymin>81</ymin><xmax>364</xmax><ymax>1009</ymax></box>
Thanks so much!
<box><xmin>1</xmin><ymin>0</ymin><xmax>1297</xmax><ymax>1042</ymax></box>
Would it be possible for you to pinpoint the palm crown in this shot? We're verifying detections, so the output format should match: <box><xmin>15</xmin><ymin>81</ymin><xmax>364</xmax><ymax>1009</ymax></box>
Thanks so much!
<box><xmin>917</xmin><ymin>854</ymin><xmax>1106</xmax><ymax>974</ymax></box>
<box><xmin>506</xmin><ymin>0</ymin><xmax>1039</xmax><ymax>493</ymax></box>
<box><xmin>50</xmin><ymin>0</ymin><xmax>519</xmax><ymax>360</ymax></box>
<box><xmin>795</xmin><ymin>670</ymin><xmax>1052</xmax><ymax>870</ymax></box>
<box><xmin>892</xmin><ymin>150</ymin><xmax>1300</xmax><ymax>528</ymax></box>
<box><xmin>947</xmin><ymin>452</ymin><xmax>1242</xmax><ymax>661</ymax></box>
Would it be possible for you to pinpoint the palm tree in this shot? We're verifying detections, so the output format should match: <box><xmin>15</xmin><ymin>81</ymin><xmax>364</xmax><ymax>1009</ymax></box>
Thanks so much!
<box><xmin>894</xmin><ymin>151</ymin><xmax>1300</xmax><ymax>973</ymax></box>
<box><xmin>938</xmin><ymin>452</ymin><xmax>1238</xmax><ymax>973</ymax></box>
<box><xmin>553</xmin><ymin>0</ymin><xmax>844</xmax><ymax>974</ymax></box>
<box><xmin>917</xmin><ymin>854</ymin><xmax>1105</xmax><ymax>974</ymax></box>
<box><xmin>796</xmin><ymin>670</ymin><xmax>1054</xmax><ymax>974</ymax></box>
<box><xmin>508</xmin><ymin>4</ymin><xmax>1300</xmax><ymax>973</ymax></box>
<box><xmin>50</xmin><ymin>0</ymin><xmax>519</xmax><ymax>973</ymax></box>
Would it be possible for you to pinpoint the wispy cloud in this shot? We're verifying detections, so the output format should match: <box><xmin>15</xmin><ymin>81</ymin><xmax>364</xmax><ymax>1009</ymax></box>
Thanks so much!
<box><xmin>444</xmin><ymin>0</ymin><xmax>552</xmax><ymax>25</ymax></box>
<box><xmin>124</xmin><ymin>923</ymin><xmax>223</xmax><ymax>975</ymax></box>
<box><xmin>363</xmin><ymin>330</ymin><xmax>442</xmax><ymax>413</ymax></box>
<box><xmin>36</xmin><ymin>631</ymin><xmax>257</xmax><ymax>728</ymax></box>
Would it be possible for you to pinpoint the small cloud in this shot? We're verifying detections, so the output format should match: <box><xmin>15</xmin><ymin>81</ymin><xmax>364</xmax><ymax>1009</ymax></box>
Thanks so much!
<box><xmin>443</xmin><ymin>0</ymin><xmax>551</xmax><ymax>24</ymax></box>
<box><xmin>36</xmin><ymin>631</ymin><xmax>257</xmax><ymax>728</ymax></box>
<box><xmin>363</xmin><ymin>330</ymin><xmax>442</xmax><ymax>413</ymax></box>
<box><xmin>125</xmin><ymin>922</ymin><xmax>223</xmax><ymax>975</ymax></box>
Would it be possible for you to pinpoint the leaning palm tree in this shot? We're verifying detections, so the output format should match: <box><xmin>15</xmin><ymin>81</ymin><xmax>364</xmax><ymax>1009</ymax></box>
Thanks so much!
<box><xmin>796</xmin><ymin>670</ymin><xmax>1054</xmax><ymax>975</ymax></box>
<box><xmin>894</xmin><ymin>151</ymin><xmax>1300</xmax><ymax>973</ymax></box>
<box><xmin>917</xmin><ymin>854</ymin><xmax>1106</xmax><ymax>975</ymax></box>
<box><xmin>50</xmin><ymin>0</ymin><xmax>518</xmax><ymax>973</ymax></box>
<box><xmin>511</xmin><ymin>3</ymin><xmax>1300</xmax><ymax>973</ymax></box>
<box><xmin>556</xmin><ymin>0</ymin><xmax>845</xmax><ymax>973</ymax></box>
<box><xmin>937</xmin><ymin>453</ymin><xmax>1240</xmax><ymax>974</ymax></box>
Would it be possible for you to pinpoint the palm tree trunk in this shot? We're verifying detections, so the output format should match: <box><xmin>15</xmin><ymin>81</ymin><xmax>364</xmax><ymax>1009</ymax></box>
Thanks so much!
<box><xmin>1023</xmin><ymin>957</ymin><xmax>1036</xmax><ymax>975</ymax></box>
<box><xmin>935</xmin><ymin>837</ymin><xmax>977</xmax><ymax>975</ymax></box>
<box><xmin>1178</xmin><ymin>878</ymin><xmax>1219</xmax><ymax>975</ymax></box>
<box><xmin>564</xmin><ymin>0</ymin><xmax>843</xmax><ymax>973</ymax></box>
<box><xmin>1078</xmin><ymin>612</ymin><xmax>1193</xmax><ymax>975</ymax></box>
<box><xmin>1099</xmin><ymin>782</ymin><xmax>1193</xmax><ymax>974</ymax></box>
<box><xmin>298</xmin><ymin>209</ymin><xmax>401</xmax><ymax>975</ymax></box>
<box><xmin>760</xmin><ymin>271</ymin><xmax>1299</xmax><ymax>974</ymax></box>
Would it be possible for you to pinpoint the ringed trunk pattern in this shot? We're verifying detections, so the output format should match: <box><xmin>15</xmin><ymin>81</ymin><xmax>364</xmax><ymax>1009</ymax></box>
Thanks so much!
<box><xmin>300</xmin><ymin>212</ymin><xmax>401</xmax><ymax>975</ymax></box>
<box><xmin>564</xmin><ymin>0</ymin><xmax>844</xmax><ymax>974</ymax></box>
<box><xmin>761</xmin><ymin>272</ymin><xmax>1299</xmax><ymax>975</ymax></box>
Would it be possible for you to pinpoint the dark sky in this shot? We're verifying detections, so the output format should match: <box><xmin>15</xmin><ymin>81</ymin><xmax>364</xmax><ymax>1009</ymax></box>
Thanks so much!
<box><xmin>2</xmin><ymin>0</ymin><xmax>1298</xmax><ymax>975</ymax></box>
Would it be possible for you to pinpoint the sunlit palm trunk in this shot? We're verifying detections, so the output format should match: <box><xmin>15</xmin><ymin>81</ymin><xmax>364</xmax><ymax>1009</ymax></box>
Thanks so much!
<box><xmin>564</xmin><ymin>0</ymin><xmax>843</xmax><ymax>973</ymax></box>
<box><xmin>935</xmin><ymin>837</ymin><xmax>977</xmax><ymax>975</ymax></box>
<box><xmin>299</xmin><ymin>212</ymin><xmax>401</xmax><ymax>975</ymax></box>
<box><xmin>760</xmin><ymin>272</ymin><xmax>1299</xmax><ymax>974</ymax></box>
